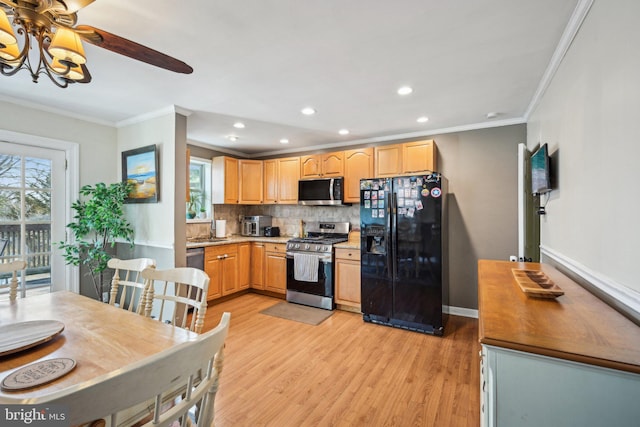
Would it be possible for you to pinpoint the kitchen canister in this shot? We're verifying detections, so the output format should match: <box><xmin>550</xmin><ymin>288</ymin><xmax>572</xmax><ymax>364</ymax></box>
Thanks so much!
<box><xmin>215</xmin><ymin>220</ymin><xmax>226</xmax><ymax>238</ymax></box>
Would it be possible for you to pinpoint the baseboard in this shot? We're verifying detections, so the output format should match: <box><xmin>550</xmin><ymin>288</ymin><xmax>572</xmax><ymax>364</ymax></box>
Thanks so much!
<box><xmin>540</xmin><ymin>245</ymin><xmax>640</xmax><ymax>323</ymax></box>
<box><xmin>444</xmin><ymin>305</ymin><xmax>478</xmax><ymax>319</ymax></box>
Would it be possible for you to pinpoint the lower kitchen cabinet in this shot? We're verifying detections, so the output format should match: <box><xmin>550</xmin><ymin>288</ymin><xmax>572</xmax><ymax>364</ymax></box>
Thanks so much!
<box><xmin>250</xmin><ymin>242</ymin><xmax>265</xmax><ymax>290</ymax></box>
<box><xmin>238</xmin><ymin>242</ymin><xmax>250</xmax><ymax>291</ymax></box>
<box><xmin>204</xmin><ymin>244</ymin><xmax>238</xmax><ymax>300</ymax></box>
<box><xmin>264</xmin><ymin>243</ymin><xmax>287</xmax><ymax>294</ymax></box>
<box><xmin>335</xmin><ymin>247</ymin><xmax>361</xmax><ymax>311</ymax></box>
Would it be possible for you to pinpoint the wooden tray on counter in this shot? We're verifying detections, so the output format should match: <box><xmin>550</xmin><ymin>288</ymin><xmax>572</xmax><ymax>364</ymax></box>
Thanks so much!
<box><xmin>512</xmin><ymin>269</ymin><xmax>564</xmax><ymax>298</ymax></box>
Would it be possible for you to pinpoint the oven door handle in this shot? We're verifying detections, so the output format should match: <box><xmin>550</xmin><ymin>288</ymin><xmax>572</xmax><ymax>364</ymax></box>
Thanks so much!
<box><xmin>286</xmin><ymin>253</ymin><xmax>332</xmax><ymax>263</ymax></box>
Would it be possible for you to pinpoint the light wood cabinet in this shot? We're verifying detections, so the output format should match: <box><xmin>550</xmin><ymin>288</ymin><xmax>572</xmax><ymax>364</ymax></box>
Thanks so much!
<box><xmin>264</xmin><ymin>243</ymin><xmax>287</xmax><ymax>294</ymax></box>
<box><xmin>344</xmin><ymin>147</ymin><xmax>374</xmax><ymax>203</ymax></box>
<box><xmin>402</xmin><ymin>139</ymin><xmax>436</xmax><ymax>174</ymax></box>
<box><xmin>374</xmin><ymin>144</ymin><xmax>403</xmax><ymax>177</ymax></box>
<box><xmin>264</xmin><ymin>157</ymin><xmax>300</xmax><ymax>204</ymax></box>
<box><xmin>250</xmin><ymin>242</ymin><xmax>265</xmax><ymax>289</ymax></box>
<box><xmin>238</xmin><ymin>242</ymin><xmax>250</xmax><ymax>291</ymax></box>
<box><xmin>212</xmin><ymin>156</ymin><xmax>239</xmax><ymax>204</ymax></box>
<box><xmin>204</xmin><ymin>244</ymin><xmax>238</xmax><ymax>300</ymax></box>
<box><xmin>375</xmin><ymin>140</ymin><xmax>437</xmax><ymax>177</ymax></box>
<box><xmin>335</xmin><ymin>247</ymin><xmax>361</xmax><ymax>311</ymax></box>
<box><xmin>300</xmin><ymin>151</ymin><xmax>344</xmax><ymax>178</ymax></box>
<box><xmin>238</xmin><ymin>160</ymin><xmax>263</xmax><ymax>204</ymax></box>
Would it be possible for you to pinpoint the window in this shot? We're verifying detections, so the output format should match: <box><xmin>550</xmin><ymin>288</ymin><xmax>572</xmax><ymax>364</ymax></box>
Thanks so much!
<box><xmin>189</xmin><ymin>157</ymin><xmax>212</xmax><ymax>219</ymax></box>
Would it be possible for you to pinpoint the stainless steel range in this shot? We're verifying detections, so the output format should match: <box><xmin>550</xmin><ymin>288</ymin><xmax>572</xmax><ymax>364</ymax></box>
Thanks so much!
<box><xmin>286</xmin><ymin>221</ymin><xmax>350</xmax><ymax>310</ymax></box>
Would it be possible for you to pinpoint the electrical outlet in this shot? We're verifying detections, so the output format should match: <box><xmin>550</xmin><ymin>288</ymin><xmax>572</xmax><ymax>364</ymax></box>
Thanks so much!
<box><xmin>509</xmin><ymin>255</ymin><xmax>518</xmax><ymax>262</ymax></box>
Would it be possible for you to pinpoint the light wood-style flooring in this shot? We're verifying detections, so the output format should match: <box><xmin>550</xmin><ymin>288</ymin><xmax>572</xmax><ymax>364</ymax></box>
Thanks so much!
<box><xmin>202</xmin><ymin>293</ymin><xmax>480</xmax><ymax>427</ymax></box>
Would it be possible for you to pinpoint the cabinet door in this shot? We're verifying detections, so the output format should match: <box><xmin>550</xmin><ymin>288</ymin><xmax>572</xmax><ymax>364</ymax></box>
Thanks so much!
<box><xmin>250</xmin><ymin>243</ymin><xmax>265</xmax><ymax>289</ymax></box>
<box><xmin>238</xmin><ymin>242</ymin><xmax>250</xmax><ymax>290</ymax></box>
<box><xmin>403</xmin><ymin>139</ymin><xmax>437</xmax><ymax>174</ymax></box>
<box><xmin>335</xmin><ymin>248</ymin><xmax>362</xmax><ymax>309</ymax></box>
<box><xmin>265</xmin><ymin>248</ymin><xmax>286</xmax><ymax>294</ymax></box>
<box><xmin>221</xmin><ymin>251</ymin><xmax>239</xmax><ymax>296</ymax></box>
<box><xmin>263</xmin><ymin>159</ymin><xmax>278</xmax><ymax>204</ymax></box>
<box><xmin>300</xmin><ymin>155</ymin><xmax>322</xmax><ymax>178</ymax></box>
<box><xmin>204</xmin><ymin>253</ymin><xmax>222</xmax><ymax>300</ymax></box>
<box><xmin>239</xmin><ymin>160</ymin><xmax>263</xmax><ymax>204</ymax></box>
<box><xmin>322</xmin><ymin>151</ymin><xmax>344</xmax><ymax>177</ymax></box>
<box><xmin>278</xmin><ymin>157</ymin><xmax>300</xmax><ymax>203</ymax></box>
<box><xmin>374</xmin><ymin>144</ymin><xmax>402</xmax><ymax>177</ymax></box>
<box><xmin>344</xmin><ymin>147</ymin><xmax>374</xmax><ymax>203</ymax></box>
<box><xmin>212</xmin><ymin>156</ymin><xmax>239</xmax><ymax>204</ymax></box>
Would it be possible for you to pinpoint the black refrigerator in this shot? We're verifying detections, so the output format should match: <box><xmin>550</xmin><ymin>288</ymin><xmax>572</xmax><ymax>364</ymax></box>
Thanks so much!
<box><xmin>360</xmin><ymin>174</ymin><xmax>448</xmax><ymax>335</ymax></box>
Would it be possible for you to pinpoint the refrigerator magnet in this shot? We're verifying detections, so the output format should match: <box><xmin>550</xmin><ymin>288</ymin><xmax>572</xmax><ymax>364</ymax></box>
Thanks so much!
<box><xmin>372</xmin><ymin>200</ymin><xmax>378</xmax><ymax>208</ymax></box>
<box><xmin>397</xmin><ymin>198</ymin><xmax>404</xmax><ymax>207</ymax></box>
<box><xmin>378</xmin><ymin>190</ymin><xmax>384</xmax><ymax>199</ymax></box>
<box><xmin>372</xmin><ymin>191</ymin><xmax>377</xmax><ymax>200</ymax></box>
<box><xmin>364</xmin><ymin>191</ymin><xmax>370</xmax><ymax>199</ymax></box>
<box><xmin>416</xmin><ymin>178</ymin><xmax>423</xmax><ymax>185</ymax></box>
<box><xmin>407</xmin><ymin>208</ymin><xmax>415</xmax><ymax>218</ymax></box>
<box><xmin>431</xmin><ymin>188</ymin><xmax>442</xmax><ymax>198</ymax></box>
<box><xmin>378</xmin><ymin>209</ymin><xmax>385</xmax><ymax>217</ymax></box>
<box><xmin>372</xmin><ymin>209</ymin><xmax>378</xmax><ymax>218</ymax></box>
<box><xmin>405</xmin><ymin>199</ymin><xmax>414</xmax><ymax>207</ymax></box>
<box><xmin>373</xmin><ymin>182</ymin><xmax>379</xmax><ymax>190</ymax></box>
<box><xmin>411</xmin><ymin>189</ymin><xmax>418</xmax><ymax>199</ymax></box>
<box><xmin>416</xmin><ymin>200</ymin><xmax>423</xmax><ymax>210</ymax></box>
<box><xmin>421</xmin><ymin>188</ymin><xmax>430</xmax><ymax>197</ymax></box>
<box><xmin>378</xmin><ymin>199</ymin><xmax>384</xmax><ymax>209</ymax></box>
<box><xmin>364</xmin><ymin>200</ymin><xmax>371</xmax><ymax>209</ymax></box>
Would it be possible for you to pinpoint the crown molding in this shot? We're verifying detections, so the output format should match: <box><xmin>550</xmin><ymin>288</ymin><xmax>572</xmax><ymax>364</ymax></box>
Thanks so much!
<box><xmin>116</xmin><ymin>105</ymin><xmax>192</xmax><ymax>128</ymax></box>
<box><xmin>524</xmin><ymin>0</ymin><xmax>594</xmax><ymax>119</ymax></box>
<box><xmin>0</xmin><ymin>94</ymin><xmax>114</xmax><ymax>127</ymax></box>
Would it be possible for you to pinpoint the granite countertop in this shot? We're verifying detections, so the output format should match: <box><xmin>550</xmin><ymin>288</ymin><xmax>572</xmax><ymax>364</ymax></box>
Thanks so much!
<box><xmin>186</xmin><ymin>235</ymin><xmax>290</xmax><ymax>248</ymax></box>
<box><xmin>335</xmin><ymin>241</ymin><xmax>360</xmax><ymax>249</ymax></box>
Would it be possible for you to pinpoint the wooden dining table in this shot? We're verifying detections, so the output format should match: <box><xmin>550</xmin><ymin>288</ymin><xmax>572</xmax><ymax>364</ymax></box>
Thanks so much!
<box><xmin>0</xmin><ymin>290</ymin><xmax>197</xmax><ymax>401</ymax></box>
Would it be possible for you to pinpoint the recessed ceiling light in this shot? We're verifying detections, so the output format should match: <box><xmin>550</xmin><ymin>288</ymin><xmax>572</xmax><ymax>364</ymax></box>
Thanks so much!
<box><xmin>227</xmin><ymin>135</ymin><xmax>238</xmax><ymax>142</ymax></box>
<box><xmin>417</xmin><ymin>116</ymin><xmax>429</xmax><ymax>123</ymax></box>
<box><xmin>338</xmin><ymin>129</ymin><xmax>349</xmax><ymax>135</ymax></box>
<box><xmin>280</xmin><ymin>138</ymin><xmax>289</xmax><ymax>144</ymax></box>
<box><xmin>486</xmin><ymin>112</ymin><xmax>499</xmax><ymax>119</ymax></box>
<box><xmin>301</xmin><ymin>107</ymin><xmax>316</xmax><ymax>115</ymax></box>
<box><xmin>397</xmin><ymin>86</ymin><xmax>413</xmax><ymax>95</ymax></box>
<box><xmin>233</xmin><ymin>122</ymin><xmax>245</xmax><ymax>129</ymax></box>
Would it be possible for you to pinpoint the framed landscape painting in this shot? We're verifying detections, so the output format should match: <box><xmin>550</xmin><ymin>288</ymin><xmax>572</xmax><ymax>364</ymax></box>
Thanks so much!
<box><xmin>122</xmin><ymin>144</ymin><xmax>159</xmax><ymax>203</ymax></box>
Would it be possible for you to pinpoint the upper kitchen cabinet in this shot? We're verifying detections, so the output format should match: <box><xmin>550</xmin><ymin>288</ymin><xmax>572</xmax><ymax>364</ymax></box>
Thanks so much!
<box><xmin>264</xmin><ymin>157</ymin><xmax>300</xmax><ymax>204</ymax></box>
<box><xmin>402</xmin><ymin>139</ymin><xmax>437</xmax><ymax>174</ymax></box>
<box><xmin>374</xmin><ymin>140</ymin><xmax>437</xmax><ymax>177</ymax></box>
<box><xmin>344</xmin><ymin>147</ymin><xmax>374</xmax><ymax>203</ymax></box>
<box><xmin>239</xmin><ymin>160</ymin><xmax>263</xmax><ymax>204</ymax></box>
<box><xmin>212</xmin><ymin>156</ymin><xmax>239</xmax><ymax>204</ymax></box>
<box><xmin>300</xmin><ymin>151</ymin><xmax>344</xmax><ymax>178</ymax></box>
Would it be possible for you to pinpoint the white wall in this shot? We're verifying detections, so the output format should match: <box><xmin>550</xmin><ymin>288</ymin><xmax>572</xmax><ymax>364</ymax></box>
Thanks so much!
<box><xmin>0</xmin><ymin>100</ymin><xmax>117</xmax><ymax>186</ymax></box>
<box><xmin>527</xmin><ymin>0</ymin><xmax>640</xmax><ymax>312</ymax></box>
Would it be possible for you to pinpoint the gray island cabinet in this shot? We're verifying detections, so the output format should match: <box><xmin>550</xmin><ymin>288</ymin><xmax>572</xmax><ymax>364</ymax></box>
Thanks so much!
<box><xmin>478</xmin><ymin>260</ymin><xmax>640</xmax><ymax>427</ymax></box>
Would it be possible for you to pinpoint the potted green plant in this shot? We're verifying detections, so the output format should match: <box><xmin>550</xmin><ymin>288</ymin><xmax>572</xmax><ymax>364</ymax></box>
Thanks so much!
<box><xmin>187</xmin><ymin>191</ymin><xmax>199</xmax><ymax>219</ymax></box>
<box><xmin>57</xmin><ymin>182</ymin><xmax>134</xmax><ymax>302</ymax></box>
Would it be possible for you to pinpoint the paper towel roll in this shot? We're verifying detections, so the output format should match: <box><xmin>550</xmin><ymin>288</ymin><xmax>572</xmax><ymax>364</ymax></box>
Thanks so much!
<box><xmin>215</xmin><ymin>220</ymin><xmax>226</xmax><ymax>238</ymax></box>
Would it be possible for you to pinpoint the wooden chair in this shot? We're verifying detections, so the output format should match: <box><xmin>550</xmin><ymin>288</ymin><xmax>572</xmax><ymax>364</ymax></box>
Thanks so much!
<box><xmin>0</xmin><ymin>260</ymin><xmax>26</xmax><ymax>301</ymax></box>
<box><xmin>107</xmin><ymin>258</ymin><xmax>156</xmax><ymax>314</ymax></box>
<box><xmin>1</xmin><ymin>312</ymin><xmax>231</xmax><ymax>427</ymax></box>
<box><xmin>141</xmin><ymin>267</ymin><xmax>210</xmax><ymax>334</ymax></box>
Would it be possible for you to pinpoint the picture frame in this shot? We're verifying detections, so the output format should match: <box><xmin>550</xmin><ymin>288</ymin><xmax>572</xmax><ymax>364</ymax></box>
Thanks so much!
<box><xmin>122</xmin><ymin>144</ymin><xmax>159</xmax><ymax>203</ymax></box>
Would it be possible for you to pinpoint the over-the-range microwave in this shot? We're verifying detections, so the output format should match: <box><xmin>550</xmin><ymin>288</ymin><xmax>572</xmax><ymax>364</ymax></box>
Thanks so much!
<box><xmin>298</xmin><ymin>177</ymin><xmax>345</xmax><ymax>206</ymax></box>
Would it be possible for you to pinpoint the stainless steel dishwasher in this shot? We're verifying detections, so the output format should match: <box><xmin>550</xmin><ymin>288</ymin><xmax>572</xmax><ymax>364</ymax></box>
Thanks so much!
<box><xmin>186</xmin><ymin>247</ymin><xmax>204</xmax><ymax>270</ymax></box>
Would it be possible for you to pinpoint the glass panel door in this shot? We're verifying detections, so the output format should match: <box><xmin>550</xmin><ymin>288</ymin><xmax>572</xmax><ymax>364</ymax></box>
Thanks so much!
<box><xmin>0</xmin><ymin>143</ymin><xmax>66</xmax><ymax>299</ymax></box>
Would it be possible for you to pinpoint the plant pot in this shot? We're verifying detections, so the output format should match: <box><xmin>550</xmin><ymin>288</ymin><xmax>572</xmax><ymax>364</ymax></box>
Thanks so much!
<box><xmin>187</xmin><ymin>210</ymin><xmax>196</xmax><ymax>219</ymax></box>
<box><xmin>198</xmin><ymin>212</ymin><xmax>207</xmax><ymax>219</ymax></box>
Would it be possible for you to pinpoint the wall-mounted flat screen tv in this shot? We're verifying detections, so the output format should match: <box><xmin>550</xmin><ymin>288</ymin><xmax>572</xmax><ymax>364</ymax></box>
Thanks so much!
<box><xmin>531</xmin><ymin>143</ymin><xmax>551</xmax><ymax>195</ymax></box>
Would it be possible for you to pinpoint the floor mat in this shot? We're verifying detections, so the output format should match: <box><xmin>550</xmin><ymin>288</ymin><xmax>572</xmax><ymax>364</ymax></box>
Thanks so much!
<box><xmin>259</xmin><ymin>302</ymin><xmax>334</xmax><ymax>325</ymax></box>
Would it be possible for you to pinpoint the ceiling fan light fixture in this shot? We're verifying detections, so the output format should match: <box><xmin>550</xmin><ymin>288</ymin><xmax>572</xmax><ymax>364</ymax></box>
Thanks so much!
<box><xmin>51</xmin><ymin>57</ymin><xmax>84</xmax><ymax>81</ymax></box>
<box><xmin>48</xmin><ymin>27</ymin><xmax>87</xmax><ymax>66</ymax></box>
<box><xmin>0</xmin><ymin>9</ymin><xmax>17</xmax><ymax>46</ymax></box>
<box><xmin>0</xmin><ymin>39</ymin><xmax>19</xmax><ymax>61</ymax></box>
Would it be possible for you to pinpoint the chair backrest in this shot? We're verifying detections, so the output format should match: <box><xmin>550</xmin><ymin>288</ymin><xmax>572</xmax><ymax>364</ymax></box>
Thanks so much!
<box><xmin>107</xmin><ymin>258</ymin><xmax>156</xmax><ymax>314</ymax></box>
<box><xmin>0</xmin><ymin>238</ymin><xmax>8</xmax><ymax>256</ymax></box>
<box><xmin>5</xmin><ymin>312</ymin><xmax>231</xmax><ymax>427</ymax></box>
<box><xmin>0</xmin><ymin>260</ymin><xmax>27</xmax><ymax>301</ymax></box>
<box><xmin>141</xmin><ymin>267</ymin><xmax>210</xmax><ymax>334</ymax></box>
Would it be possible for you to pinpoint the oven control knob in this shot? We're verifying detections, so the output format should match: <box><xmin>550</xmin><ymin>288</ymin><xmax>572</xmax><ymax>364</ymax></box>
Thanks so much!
<box><xmin>304</xmin><ymin>244</ymin><xmax>310</xmax><ymax>250</ymax></box>
<box><xmin>315</xmin><ymin>245</ymin><xmax>321</xmax><ymax>251</ymax></box>
<box><xmin>322</xmin><ymin>246</ymin><xmax>329</xmax><ymax>252</ymax></box>
<box><xmin>295</xmin><ymin>243</ymin><xmax>300</xmax><ymax>249</ymax></box>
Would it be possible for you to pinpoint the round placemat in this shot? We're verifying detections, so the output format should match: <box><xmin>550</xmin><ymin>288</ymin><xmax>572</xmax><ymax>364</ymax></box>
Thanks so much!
<box><xmin>1</xmin><ymin>357</ymin><xmax>76</xmax><ymax>391</ymax></box>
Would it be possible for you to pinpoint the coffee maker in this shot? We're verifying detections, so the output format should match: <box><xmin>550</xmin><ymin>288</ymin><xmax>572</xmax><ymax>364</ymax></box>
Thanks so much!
<box><xmin>241</xmin><ymin>215</ymin><xmax>272</xmax><ymax>236</ymax></box>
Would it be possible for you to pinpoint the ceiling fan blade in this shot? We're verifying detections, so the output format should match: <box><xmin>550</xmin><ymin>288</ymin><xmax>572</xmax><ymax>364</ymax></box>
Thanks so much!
<box><xmin>75</xmin><ymin>25</ymin><xmax>193</xmax><ymax>74</ymax></box>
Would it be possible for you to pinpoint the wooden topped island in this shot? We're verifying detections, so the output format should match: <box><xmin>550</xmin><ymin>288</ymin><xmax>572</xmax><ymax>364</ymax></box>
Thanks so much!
<box><xmin>478</xmin><ymin>259</ymin><xmax>640</xmax><ymax>427</ymax></box>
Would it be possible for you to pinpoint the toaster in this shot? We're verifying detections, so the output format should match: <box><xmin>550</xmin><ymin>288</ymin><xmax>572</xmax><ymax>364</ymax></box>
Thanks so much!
<box><xmin>263</xmin><ymin>226</ymin><xmax>280</xmax><ymax>237</ymax></box>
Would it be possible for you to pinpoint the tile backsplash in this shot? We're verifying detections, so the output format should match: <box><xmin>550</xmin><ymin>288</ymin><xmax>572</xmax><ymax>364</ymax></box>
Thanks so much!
<box><xmin>212</xmin><ymin>204</ymin><xmax>360</xmax><ymax>236</ymax></box>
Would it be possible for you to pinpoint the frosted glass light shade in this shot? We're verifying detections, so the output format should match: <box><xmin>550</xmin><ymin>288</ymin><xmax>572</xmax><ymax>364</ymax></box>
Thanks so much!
<box><xmin>0</xmin><ymin>9</ymin><xmax>17</xmax><ymax>46</ymax></box>
<box><xmin>0</xmin><ymin>38</ymin><xmax>18</xmax><ymax>61</ymax></box>
<box><xmin>48</xmin><ymin>27</ymin><xmax>86</xmax><ymax>65</ymax></box>
<box><xmin>51</xmin><ymin>57</ymin><xmax>84</xmax><ymax>80</ymax></box>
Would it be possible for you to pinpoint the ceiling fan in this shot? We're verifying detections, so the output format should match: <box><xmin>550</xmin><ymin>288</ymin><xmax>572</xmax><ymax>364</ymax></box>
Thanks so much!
<box><xmin>0</xmin><ymin>0</ymin><xmax>192</xmax><ymax>88</ymax></box>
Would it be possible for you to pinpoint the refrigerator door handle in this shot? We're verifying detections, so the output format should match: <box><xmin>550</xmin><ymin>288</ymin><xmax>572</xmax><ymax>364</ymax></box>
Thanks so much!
<box><xmin>391</xmin><ymin>190</ymin><xmax>397</xmax><ymax>281</ymax></box>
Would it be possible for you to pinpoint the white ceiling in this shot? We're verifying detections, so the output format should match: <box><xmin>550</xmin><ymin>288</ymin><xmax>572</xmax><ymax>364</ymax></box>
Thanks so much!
<box><xmin>0</xmin><ymin>0</ymin><xmax>580</xmax><ymax>156</ymax></box>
